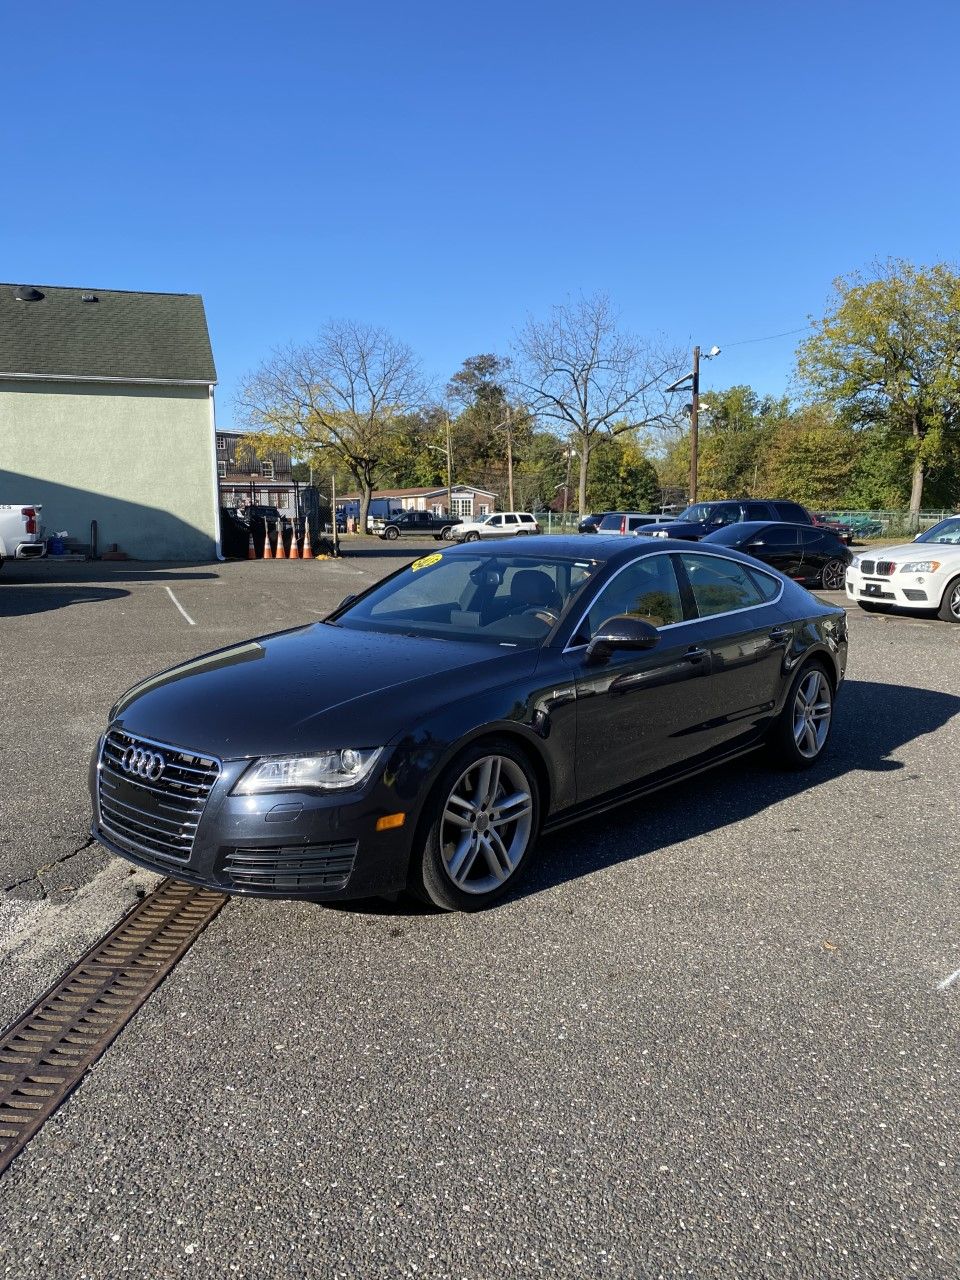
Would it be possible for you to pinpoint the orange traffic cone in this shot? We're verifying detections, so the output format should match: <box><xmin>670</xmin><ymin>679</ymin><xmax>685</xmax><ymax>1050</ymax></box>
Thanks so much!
<box><xmin>289</xmin><ymin>519</ymin><xmax>300</xmax><ymax>559</ymax></box>
<box><xmin>275</xmin><ymin>523</ymin><xmax>287</xmax><ymax>559</ymax></box>
<box><xmin>247</xmin><ymin>529</ymin><xmax>256</xmax><ymax>559</ymax></box>
<box><xmin>302</xmin><ymin>517</ymin><xmax>314</xmax><ymax>560</ymax></box>
<box><xmin>262</xmin><ymin>527</ymin><xmax>273</xmax><ymax>559</ymax></box>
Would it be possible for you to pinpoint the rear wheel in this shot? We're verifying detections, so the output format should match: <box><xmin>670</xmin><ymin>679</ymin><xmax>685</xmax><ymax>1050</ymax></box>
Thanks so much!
<box><xmin>820</xmin><ymin>559</ymin><xmax>847</xmax><ymax>591</ymax></box>
<box><xmin>769</xmin><ymin>661</ymin><xmax>834</xmax><ymax>769</ymax></box>
<box><xmin>938</xmin><ymin>576</ymin><xmax>960</xmax><ymax>623</ymax></box>
<box><xmin>412</xmin><ymin>741</ymin><xmax>540</xmax><ymax>911</ymax></box>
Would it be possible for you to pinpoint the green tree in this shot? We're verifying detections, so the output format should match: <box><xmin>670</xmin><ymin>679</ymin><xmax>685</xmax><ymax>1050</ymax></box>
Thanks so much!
<box><xmin>797</xmin><ymin>259</ymin><xmax>960</xmax><ymax>524</ymax></box>
<box><xmin>760</xmin><ymin>407</ymin><xmax>858</xmax><ymax>507</ymax></box>
<box><xmin>589</xmin><ymin>436</ymin><xmax>660</xmax><ymax>511</ymax></box>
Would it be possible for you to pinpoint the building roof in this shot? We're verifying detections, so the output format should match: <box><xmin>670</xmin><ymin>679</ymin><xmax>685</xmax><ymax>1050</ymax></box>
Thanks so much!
<box><xmin>0</xmin><ymin>283</ymin><xmax>216</xmax><ymax>384</ymax></box>
<box><xmin>340</xmin><ymin>484</ymin><xmax>499</xmax><ymax>500</ymax></box>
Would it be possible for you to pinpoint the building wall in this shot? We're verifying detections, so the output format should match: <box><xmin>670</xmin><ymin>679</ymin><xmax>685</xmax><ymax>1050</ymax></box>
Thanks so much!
<box><xmin>0</xmin><ymin>379</ymin><xmax>218</xmax><ymax>560</ymax></box>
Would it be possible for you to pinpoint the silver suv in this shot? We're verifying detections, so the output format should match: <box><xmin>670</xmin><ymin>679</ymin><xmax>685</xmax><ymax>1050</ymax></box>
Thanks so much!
<box><xmin>453</xmin><ymin>512</ymin><xmax>541</xmax><ymax>542</ymax></box>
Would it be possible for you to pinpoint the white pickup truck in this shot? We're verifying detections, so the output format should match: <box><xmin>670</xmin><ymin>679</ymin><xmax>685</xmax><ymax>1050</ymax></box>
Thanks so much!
<box><xmin>0</xmin><ymin>504</ymin><xmax>46</xmax><ymax>570</ymax></box>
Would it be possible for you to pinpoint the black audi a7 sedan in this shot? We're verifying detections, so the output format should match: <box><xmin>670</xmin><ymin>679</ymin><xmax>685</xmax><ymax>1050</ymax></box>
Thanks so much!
<box><xmin>701</xmin><ymin>522</ymin><xmax>853</xmax><ymax>591</ymax></box>
<box><xmin>90</xmin><ymin>537</ymin><xmax>847</xmax><ymax>911</ymax></box>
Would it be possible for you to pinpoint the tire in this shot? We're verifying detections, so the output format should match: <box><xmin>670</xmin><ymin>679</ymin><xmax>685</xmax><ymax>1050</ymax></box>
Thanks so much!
<box><xmin>466</xmin><ymin>531</ymin><xmax>481</xmax><ymax>542</ymax></box>
<box><xmin>442</xmin><ymin>527</ymin><xmax>454</xmax><ymax>541</ymax></box>
<box><xmin>411</xmin><ymin>740</ymin><xmax>540</xmax><ymax>911</ymax></box>
<box><xmin>820</xmin><ymin>559</ymin><xmax>847</xmax><ymax>591</ymax></box>
<box><xmin>857</xmin><ymin>600</ymin><xmax>891</xmax><ymax>613</ymax></box>
<box><xmin>768</xmin><ymin>660</ymin><xmax>835</xmax><ymax>770</ymax></box>
<box><xmin>937</xmin><ymin>575</ymin><xmax>960</xmax><ymax>623</ymax></box>
<box><xmin>385</xmin><ymin>527</ymin><xmax>400</xmax><ymax>541</ymax></box>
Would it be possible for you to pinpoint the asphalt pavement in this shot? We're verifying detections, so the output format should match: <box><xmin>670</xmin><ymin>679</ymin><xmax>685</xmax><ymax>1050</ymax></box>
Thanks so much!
<box><xmin>1</xmin><ymin>544</ymin><xmax>958</xmax><ymax>1278</ymax></box>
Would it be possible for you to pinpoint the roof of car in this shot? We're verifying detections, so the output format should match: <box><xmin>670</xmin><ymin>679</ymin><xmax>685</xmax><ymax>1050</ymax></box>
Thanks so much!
<box><xmin>439</xmin><ymin>533</ymin><xmax>766</xmax><ymax>565</ymax></box>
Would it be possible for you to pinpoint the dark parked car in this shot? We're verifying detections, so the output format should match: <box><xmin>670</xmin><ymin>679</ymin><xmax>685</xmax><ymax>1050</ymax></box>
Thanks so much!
<box><xmin>373</xmin><ymin>510</ymin><xmax>461</xmax><ymax>540</ymax></box>
<box><xmin>813</xmin><ymin>513</ymin><xmax>853</xmax><ymax>545</ymax></box>
<box><xmin>577</xmin><ymin>512</ymin><xmax>611</xmax><ymax>534</ymax></box>
<box><xmin>701</xmin><ymin>522</ymin><xmax>852</xmax><ymax>590</ymax></box>
<box><xmin>90</xmin><ymin>536</ymin><xmax>847</xmax><ymax>911</ymax></box>
<box><xmin>219</xmin><ymin>507</ymin><xmax>252</xmax><ymax>558</ymax></box>
<box><xmin>640</xmin><ymin>499</ymin><xmax>814</xmax><ymax>542</ymax></box>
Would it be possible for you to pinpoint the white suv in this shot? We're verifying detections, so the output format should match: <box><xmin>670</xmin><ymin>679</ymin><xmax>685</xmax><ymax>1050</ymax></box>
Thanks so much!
<box><xmin>453</xmin><ymin>512</ymin><xmax>541</xmax><ymax>542</ymax></box>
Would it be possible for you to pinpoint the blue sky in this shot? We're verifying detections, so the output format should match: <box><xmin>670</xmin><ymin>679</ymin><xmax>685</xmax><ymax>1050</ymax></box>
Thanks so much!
<box><xmin>4</xmin><ymin>1</ymin><xmax>959</xmax><ymax>425</ymax></box>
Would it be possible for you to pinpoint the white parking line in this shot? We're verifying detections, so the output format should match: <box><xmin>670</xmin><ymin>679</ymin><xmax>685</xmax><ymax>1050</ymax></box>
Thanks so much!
<box><xmin>164</xmin><ymin>586</ymin><xmax>196</xmax><ymax>626</ymax></box>
<box><xmin>936</xmin><ymin>966</ymin><xmax>960</xmax><ymax>991</ymax></box>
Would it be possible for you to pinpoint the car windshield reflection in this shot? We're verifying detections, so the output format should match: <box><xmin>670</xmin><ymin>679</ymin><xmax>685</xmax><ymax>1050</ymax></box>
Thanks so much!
<box><xmin>916</xmin><ymin>517</ymin><xmax>960</xmax><ymax>544</ymax></box>
<box><xmin>334</xmin><ymin>553</ymin><xmax>599</xmax><ymax>647</ymax></box>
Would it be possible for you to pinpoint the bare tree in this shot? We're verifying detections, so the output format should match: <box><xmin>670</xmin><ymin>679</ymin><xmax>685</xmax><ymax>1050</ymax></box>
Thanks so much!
<box><xmin>237</xmin><ymin>320</ymin><xmax>426</xmax><ymax>531</ymax></box>
<box><xmin>513</xmin><ymin>293</ymin><xmax>682</xmax><ymax>515</ymax></box>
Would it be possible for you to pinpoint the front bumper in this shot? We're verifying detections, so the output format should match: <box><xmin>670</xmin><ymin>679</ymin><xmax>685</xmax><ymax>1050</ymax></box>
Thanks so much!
<box><xmin>845</xmin><ymin>567</ymin><xmax>936</xmax><ymax>608</ymax></box>
<box><xmin>90</xmin><ymin>748</ymin><xmax>417</xmax><ymax>901</ymax></box>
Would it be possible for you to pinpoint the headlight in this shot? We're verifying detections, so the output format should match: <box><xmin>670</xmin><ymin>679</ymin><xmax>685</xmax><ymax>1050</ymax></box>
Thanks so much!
<box><xmin>233</xmin><ymin>748</ymin><xmax>383</xmax><ymax>794</ymax></box>
<box><xmin>651</xmin><ymin>528</ymin><xmax>670</xmax><ymax>538</ymax></box>
<box><xmin>899</xmin><ymin>560</ymin><xmax>941</xmax><ymax>573</ymax></box>
<box><xmin>849</xmin><ymin>556</ymin><xmax>860</xmax><ymax>570</ymax></box>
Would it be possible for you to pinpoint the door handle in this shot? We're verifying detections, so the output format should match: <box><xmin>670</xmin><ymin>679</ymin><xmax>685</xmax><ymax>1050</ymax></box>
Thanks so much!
<box><xmin>769</xmin><ymin>627</ymin><xmax>790</xmax><ymax>643</ymax></box>
<box><xmin>683</xmin><ymin>646</ymin><xmax>707</xmax><ymax>663</ymax></box>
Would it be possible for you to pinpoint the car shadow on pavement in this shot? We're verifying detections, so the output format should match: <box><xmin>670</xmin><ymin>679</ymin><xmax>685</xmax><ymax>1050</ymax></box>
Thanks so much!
<box><xmin>0</xmin><ymin>585</ymin><xmax>130</xmax><ymax>616</ymax></box>
<box><xmin>325</xmin><ymin>678</ymin><xmax>960</xmax><ymax>917</ymax></box>
<box><xmin>521</xmin><ymin>678</ymin><xmax>960</xmax><ymax>902</ymax></box>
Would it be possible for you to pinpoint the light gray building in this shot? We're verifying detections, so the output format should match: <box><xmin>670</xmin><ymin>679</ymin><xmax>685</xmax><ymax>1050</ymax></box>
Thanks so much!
<box><xmin>0</xmin><ymin>282</ymin><xmax>219</xmax><ymax>560</ymax></box>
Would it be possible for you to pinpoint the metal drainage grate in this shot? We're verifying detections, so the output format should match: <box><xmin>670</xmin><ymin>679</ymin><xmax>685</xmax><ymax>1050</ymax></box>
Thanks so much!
<box><xmin>0</xmin><ymin>879</ymin><xmax>227</xmax><ymax>1176</ymax></box>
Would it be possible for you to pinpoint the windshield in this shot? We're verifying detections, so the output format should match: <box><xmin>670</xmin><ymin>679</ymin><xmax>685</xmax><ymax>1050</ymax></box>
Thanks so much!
<box><xmin>676</xmin><ymin>503</ymin><xmax>718</xmax><ymax>522</ymax></box>
<box><xmin>703</xmin><ymin>523</ymin><xmax>750</xmax><ymax>546</ymax></box>
<box><xmin>915</xmin><ymin>517</ymin><xmax>960</xmax><ymax>545</ymax></box>
<box><xmin>333</xmin><ymin>551</ymin><xmax>599</xmax><ymax>647</ymax></box>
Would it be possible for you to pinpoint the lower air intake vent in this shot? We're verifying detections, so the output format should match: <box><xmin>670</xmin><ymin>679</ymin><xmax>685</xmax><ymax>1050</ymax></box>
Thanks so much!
<box><xmin>220</xmin><ymin>843</ymin><xmax>357</xmax><ymax>892</ymax></box>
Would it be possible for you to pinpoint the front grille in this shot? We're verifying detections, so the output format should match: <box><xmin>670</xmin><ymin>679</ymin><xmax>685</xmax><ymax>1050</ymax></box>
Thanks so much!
<box><xmin>860</xmin><ymin>560</ymin><xmax>875</xmax><ymax>575</ymax></box>
<box><xmin>98</xmin><ymin>730</ymin><xmax>220</xmax><ymax>862</ymax></box>
<box><xmin>876</xmin><ymin>561</ymin><xmax>895</xmax><ymax>576</ymax></box>
<box><xmin>220</xmin><ymin>843</ymin><xmax>357</xmax><ymax>892</ymax></box>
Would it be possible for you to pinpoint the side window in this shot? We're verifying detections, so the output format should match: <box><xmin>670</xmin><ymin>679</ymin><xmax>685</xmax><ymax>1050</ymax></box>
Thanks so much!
<box><xmin>488</xmin><ymin>515</ymin><xmax>502</xmax><ymax>527</ymax></box>
<box><xmin>680</xmin><ymin>553</ymin><xmax>765</xmax><ymax>617</ymax></box>
<box><xmin>579</xmin><ymin>555</ymin><xmax>685</xmax><ymax>640</ymax></box>
<box><xmin>759</xmin><ymin>525</ymin><xmax>799</xmax><ymax>550</ymax></box>
<box><xmin>744</xmin><ymin>502</ymin><xmax>772</xmax><ymax>520</ymax></box>
<box><xmin>799</xmin><ymin>527</ymin><xmax>826</xmax><ymax>549</ymax></box>
<box><xmin>748</xmin><ymin>568</ymin><xmax>783</xmax><ymax>602</ymax></box>
<box><xmin>504</xmin><ymin>514</ymin><xmax>519</xmax><ymax>525</ymax></box>
<box><xmin>775</xmin><ymin>502</ymin><xmax>809</xmax><ymax>523</ymax></box>
<box><xmin>708</xmin><ymin>503</ymin><xmax>738</xmax><ymax>527</ymax></box>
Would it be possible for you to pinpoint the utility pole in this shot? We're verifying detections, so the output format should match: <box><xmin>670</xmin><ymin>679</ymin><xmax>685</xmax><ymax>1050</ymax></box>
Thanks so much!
<box><xmin>331</xmin><ymin>470</ymin><xmax>340</xmax><ymax>557</ymax></box>
<box><xmin>445</xmin><ymin>415</ymin><xmax>453</xmax><ymax>518</ymax></box>
<box><xmin>561</xmin><ymin>446</ymin><xmax>574</xmax><ymax>526</ymax></box>
<box><xmin>506</xmin><ymin>406</ymin><xmax>515</xmax><ymax>510</ymax></box>
<box><xmin>689</xmin><ymin>344</ymin><xmax>701</xmax><ymax>505</ymax></box>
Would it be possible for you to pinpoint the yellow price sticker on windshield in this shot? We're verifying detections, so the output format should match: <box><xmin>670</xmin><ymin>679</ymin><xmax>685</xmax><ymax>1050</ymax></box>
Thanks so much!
<box><xmin>411</xmin><ymin>552</ymin><xmax>443</xmax><ymax>572</ymax></box>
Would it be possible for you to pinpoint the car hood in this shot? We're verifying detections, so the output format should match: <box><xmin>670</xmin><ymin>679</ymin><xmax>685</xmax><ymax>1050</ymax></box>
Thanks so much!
<box><xmin>858</xmin><ymin>542</ymin><xmax>960</xmax><ymax>561</ymax></box>
<box><xmin>638</xmin><ymin>520</ymin><xmax>706</xmax><ymax>538</ymax></box>
<box><xmin>111</xmin><ymin>623</ymin><xmax>538</xmax><ymax>759</ymax></box>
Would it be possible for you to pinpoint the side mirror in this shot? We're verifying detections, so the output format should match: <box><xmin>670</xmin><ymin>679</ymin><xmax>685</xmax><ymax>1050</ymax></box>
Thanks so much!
<box><xmin>585</xmin><ymin>615</ymin><xmax>660</xmax><ymax>665</ymax></box>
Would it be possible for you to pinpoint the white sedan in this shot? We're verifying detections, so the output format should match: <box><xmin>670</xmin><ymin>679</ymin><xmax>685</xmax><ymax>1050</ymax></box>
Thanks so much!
<box><xmin>845</xmin><ymin>515</ymin><xmax>960</xmax><ymax>622</ymax></box>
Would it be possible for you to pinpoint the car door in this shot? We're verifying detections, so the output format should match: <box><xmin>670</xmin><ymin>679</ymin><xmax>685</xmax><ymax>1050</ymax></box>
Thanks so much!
<box><xmin>742</xmin><ymin>524</ymin><xmax>802</xmax><ymax>577</ymax></box>
<box><xmin>797</xmin><ymin>527</ymin><xmax>832</xmax><ymax>583</ymax></box>
<box><xmin>673</xmin><ymin>550</ymin><xmax>789</xmax><ymax>752</ymax></box>
<box><xmin>501</xmin><ymin>514</ymin><xmax>520</xmax><ymax>537</ymax></box>
<box><xmin>564</xmin><ymin>553</ymin><xmax>714</xmax><ymax>799</ymax></box>
<box><xmin>481</xmin><ymin>515</ymin><xmax>504</xmax><ymax>538</ymax></box>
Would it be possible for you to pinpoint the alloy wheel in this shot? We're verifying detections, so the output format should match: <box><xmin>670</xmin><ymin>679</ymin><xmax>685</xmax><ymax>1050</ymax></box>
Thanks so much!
<box><xmin>821</xmin><ymin>559</ymin><xmax>846</xmax><ymax>591</ymax></box>
<box><xmin>950</xmin><ymin>583</ymin><xmax>960</xmax><ymax>620</ymax></box>
<box><xmin>792</xmin><ymin>669</ymin><xmax>832</xmax><ymax>759</ymax></box>
<box><xmin>440</xmin><ymin>755</ymin><xmax>533</xmax><ymax>895</ymax></box>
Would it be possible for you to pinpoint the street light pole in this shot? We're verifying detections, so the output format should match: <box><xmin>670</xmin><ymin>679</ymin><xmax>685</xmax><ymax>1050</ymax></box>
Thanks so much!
<box><xmin>331</xmin><ymin>470</ymin><xmax>340</xmax><ymax>557</ymax></box>
<box><xmin>505</xmin><ymin>406</ymin><xmax>515</xmax><ymax>511</ymax></box>
<box><xmin>562</xmin><ymin>446</ymin><xmax>575</xmax><ymax>527</ymax></box>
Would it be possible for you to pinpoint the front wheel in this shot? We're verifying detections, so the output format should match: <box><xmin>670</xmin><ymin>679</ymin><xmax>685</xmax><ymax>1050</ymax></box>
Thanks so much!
<box><xmin>465</xmin><ymin>531</ymin><xmax>481</xmax><ymax>542</ymax></box>
<box><xmin>385</xmin><ymin>527</ymin><xmax>400</xmax><ymax>541</ymax></box>
<box><xmin>441</xmin><ymin>527</ymin><xmax>454</xmax><ymax>541</ymax></box>
<box><xmin>938</xmin><ymin>575</ymin><xmax>960</xmax><ymax>623</ymax></box>
<box><xmin>412</xmin><ymin>742</ymin><xmax>540</xmax><ymax>911</ymax></box>
<box><xmin>769</xmin><ymin>662</ymin><xmax>834</xmax><ymax>769</ymax></box>
<box><xmin>820</xmin><ymin>559</ymin><xmax>847</xmax><ymax>591</ymax></box>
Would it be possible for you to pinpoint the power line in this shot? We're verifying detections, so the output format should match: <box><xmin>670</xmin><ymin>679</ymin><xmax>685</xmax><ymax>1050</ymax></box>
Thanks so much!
<box><xmin>723</xmin><ymin>326</ymin><xmax>810</xmax><ymax>348</ymax></box>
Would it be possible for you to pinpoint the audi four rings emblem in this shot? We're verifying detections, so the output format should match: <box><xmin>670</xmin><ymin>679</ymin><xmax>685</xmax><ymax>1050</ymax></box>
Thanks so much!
<box><xmin>120</xmin><ymin>745</ymin><xmax>166</xmax><ymax>781</ymax></box>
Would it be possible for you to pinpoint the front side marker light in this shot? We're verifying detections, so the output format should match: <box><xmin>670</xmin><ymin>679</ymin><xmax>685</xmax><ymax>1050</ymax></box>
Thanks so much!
<box><xmin>375</xmin><ymin>812</ymin><xmax>406</xmax><ymax>832</ymax></box>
